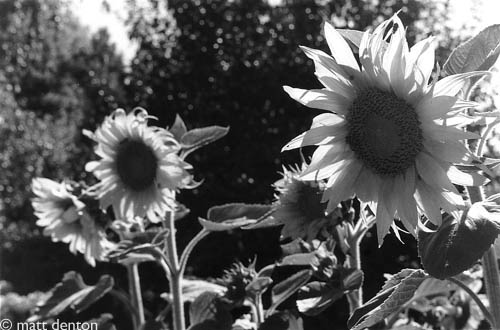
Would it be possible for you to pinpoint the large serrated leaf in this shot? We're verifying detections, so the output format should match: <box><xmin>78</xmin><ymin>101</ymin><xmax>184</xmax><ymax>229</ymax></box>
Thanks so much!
<box><xmin>418</xmin><ymin>206</ymin><xmax>500</xmax><ymax>279</ymax></box>
<box><xmin>442</xmin><ymin>25</ymin><xmax>500</xmax><ymax>79</ymax></box>
<box><xmin>199</xmin><ymin>203</ymin><xmax>272</xmax><ymax>231</ymax></box>
<box><xmin>30</xmin><ymin>272</ymin><xmax>114</xmax><ymax>321</ymax></box>
<box><xmin>348</xmin><ymin>269</ymin><xmax>427</xmax><ymax>330</ymax></box>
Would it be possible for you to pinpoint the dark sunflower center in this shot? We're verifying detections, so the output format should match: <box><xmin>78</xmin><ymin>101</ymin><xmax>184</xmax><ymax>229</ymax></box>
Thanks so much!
<box><xmin>115</xmin><ymin>139</ymin><xmax>158</xmax><ymax>191</ymax></box>
<box><xmin>345</xmin><ymin>89</ymin><xmax>423</xmax><ymax>176</ymax></box>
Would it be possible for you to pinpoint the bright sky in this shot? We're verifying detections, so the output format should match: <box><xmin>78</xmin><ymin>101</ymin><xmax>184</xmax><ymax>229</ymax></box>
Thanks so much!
<box><xmin>72</xmin><ymin>0</ymin><xmax>500</xmax><ymax>64</ymax></box>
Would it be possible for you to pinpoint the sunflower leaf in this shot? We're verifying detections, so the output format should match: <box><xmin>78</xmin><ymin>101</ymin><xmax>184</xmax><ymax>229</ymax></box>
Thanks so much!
<box><xmin>268</xmin><ymin>269</ymin><xmax>313</xmax><ymax>316</ymax></box>
<box><xmin>29</xmin><ymin>272</ymin><xmax>114</xmax><ymax>321</ymax></box>
<box><xmin>180</xmin><ymin>125</ymin><xmax>229</xmax><ymax>157</ymax></box>
<box><xmin>170</xmin><ymin>114</ymin><xmax>188</xmax><ymax>141</ymax></box>
<box><xmin>199</xmin><ymin>203</ymin><xmax>273</xmax><ymax>231</ymax></box>
<box><xmin>442</xmin><ymin>24</ymin><xmax>500</xmax><ymax>85</ymax></box>
<box><xmin>418</xmin><ymin>207</ymin><xmax>500</xmax><ymax>279</ymax></box>
<box><xmin>347</xmin><ymin>269</ymin><xmax>427</xmax><ymax>330</ymax></box>
<box><xmin>297</xmin><ymin>281</ymin><xmax>344</xmax><ymax>316</ymax></box>
<box><xmin>279</xmin><ymin>252</ymin><xmax>317</xmax><ymax>267</ymax></box>
<box><xmin>189</xmin><ymin>291</ymin><xmax>232</xmax><ymax>330</ymax></box>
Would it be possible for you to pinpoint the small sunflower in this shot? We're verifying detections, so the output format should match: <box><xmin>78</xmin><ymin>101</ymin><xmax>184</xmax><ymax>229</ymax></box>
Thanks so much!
<box><xmin>283</xmin><ymin>15</ymin><xmax>489</xmax><ymax>244</ymax></box>
<box><xmin>219</xmin><ymin>261</ymin><xmax>257</xmax><ymax>307</ymax></box>
<box><xmin>273</xmin><ymin>165</ymin><xmax>342</xmax><ymax>241</ymax></box>
<box><xmin>32</xmin><ymin>178</ymin><xmax>114</xmax><ymax>266</ymax></box>
<box><xmin>85</xmin><ymin>108</ymin><xmax>193</xmax><ymax>223</ymax></box>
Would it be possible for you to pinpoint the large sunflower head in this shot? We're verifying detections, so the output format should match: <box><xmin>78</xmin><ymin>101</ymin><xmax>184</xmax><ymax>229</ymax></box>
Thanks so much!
<box><xmin>282</xmin><ymin>15</ymin><xmax>489</xmax><ymax>245</ymax></box>
<box><xmin>85</xmin><ymin>108</ymin><xmax>193</xmax><ymax>223</ymax></box>
<box><xmin>32</xmin><ymin>178</ymin><xmax>114</xmax><ymax>266</ymax></box>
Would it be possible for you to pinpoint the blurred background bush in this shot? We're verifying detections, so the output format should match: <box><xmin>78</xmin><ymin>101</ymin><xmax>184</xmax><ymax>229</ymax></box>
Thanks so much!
<box><xmin>0</xmin><ymin>0</ymin><xmax>494</xmax><ymax>328</ymax></box>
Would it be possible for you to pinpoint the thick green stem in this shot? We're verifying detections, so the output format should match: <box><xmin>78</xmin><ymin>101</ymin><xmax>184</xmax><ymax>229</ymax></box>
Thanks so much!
<box><xmin>165</xmin><ymin>207</ymin><xmax>186</xmax><ymax>330</ymax></box>
<box><xmin>467</xmin><ymin>185</ymin><xmax>500</xmax><ymax>329</ymax></box>
<box><xmin>346</xmin><ymin>238</ymin><xmax>362</xmax><ymax>312</ymax></box>
<box><xmin>127</xmin><ymin>263</ymin><xmax>145</xmax><ymax>329</ymax></box>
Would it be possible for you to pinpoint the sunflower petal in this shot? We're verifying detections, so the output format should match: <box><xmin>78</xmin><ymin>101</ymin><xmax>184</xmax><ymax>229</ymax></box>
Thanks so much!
<box><xmin>324</xmin><ymin>22</ymin><xmax>360</xmax><ymax>71</ymax></box>
<box><xmin>282</xmin><ymin>124</ymin><xmax>347</xmax><ymax>151</ymax></box>
<box><xmin>433</xmin><ymin>71</ymin><xmax>491</xmax><ymax>96</ymax></box>
<box><xmin>447</xmin><ymin>166</ymin><xmax>488</xmax><ymax>186</ymax></box>
<box><xmin>283</xmin><ymin>86</ymin><xmax>351</xmax><ymax>115</ymax></box>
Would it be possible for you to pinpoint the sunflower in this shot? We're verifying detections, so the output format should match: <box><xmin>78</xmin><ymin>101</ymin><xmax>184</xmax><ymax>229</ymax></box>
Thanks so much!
<box><xmin>282</xmin><ymin>15</ymin><xmax>488</xmax><ymax>244</ymax></box>
<box><xmin>32</xmin><ymin>178</ymin><xmax>114</xmax><ymax>266</ymax></box>
<box><xmin>272</xmin><ymin>165</ymin><xmax>342</xmax><ymax>241</ymax></box>
<box><xmin>85</xmin><ymin>108</ymin><xmax>193</xmax><ymax>223</ymax></box>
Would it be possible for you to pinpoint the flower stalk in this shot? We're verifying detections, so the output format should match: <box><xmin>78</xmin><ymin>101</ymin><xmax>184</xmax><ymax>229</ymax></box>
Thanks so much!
<box><xmin>345</xmin><ymin>224</ymin><xmax>364</xmax><ymax>312</ymax></box>
<box><xmin>127</xmin><ymin>263</ymin><xmax>145</xmax><ymax>329</ymax></box>
<box><xmin>165</xmin><ymin>204</ymin><xmax>186</xmax><ymax>330</ymax></box>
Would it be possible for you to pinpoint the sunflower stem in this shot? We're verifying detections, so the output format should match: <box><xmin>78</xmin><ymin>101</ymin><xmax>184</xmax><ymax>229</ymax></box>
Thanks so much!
<box><xmin>127</xmin><ymin>263</ymin><xmax>145</xmax><ymax>329</ymax></box>
<box><xmin>165</xmin><ymin>207</ymin><xmax>186</xmax><ymax>330</ymax></box>
<box><xmin>179</xmin><ymin>228</ymin><xmax>210</xmax><ymax>276</ymax></box>
<box><xmin>467</xmin><ymin>185</ymin><xmax>500</xmax><ymax>329</ymax></box>
<box><xmin>346</xmin><ymin>232</ymin><xmax>363</xmax><ymax>312</ymax></box>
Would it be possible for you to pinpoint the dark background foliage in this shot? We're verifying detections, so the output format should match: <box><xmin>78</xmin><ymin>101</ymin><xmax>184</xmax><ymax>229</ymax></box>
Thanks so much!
<box><xmin>0</xmin><ymin>0</ymin><xmax>480</xmax><ymax>328</ymax></box>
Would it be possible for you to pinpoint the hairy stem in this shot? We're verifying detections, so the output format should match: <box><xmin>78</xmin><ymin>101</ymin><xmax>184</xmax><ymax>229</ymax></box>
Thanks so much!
<box><xmin>165</xmin><ymin>207</ymin><xmax>186</xmax><ymax>330</ymax></box>
<box><xmin>127</xmin><ymin>263</ymin><xmax>145</xmax><ymax>329</ymax></box>
<box><xmin>345</xmin><ymin>223</ymin><xmax>364</xmax><ymax>313</ymax></box>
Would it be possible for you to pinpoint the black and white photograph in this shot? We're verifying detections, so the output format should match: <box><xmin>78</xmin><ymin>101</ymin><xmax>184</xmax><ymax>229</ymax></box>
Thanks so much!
<box><xmin>1</xmin><ymin>0</ymin><xmax>500</xmax><ymax>329</ymax></box>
